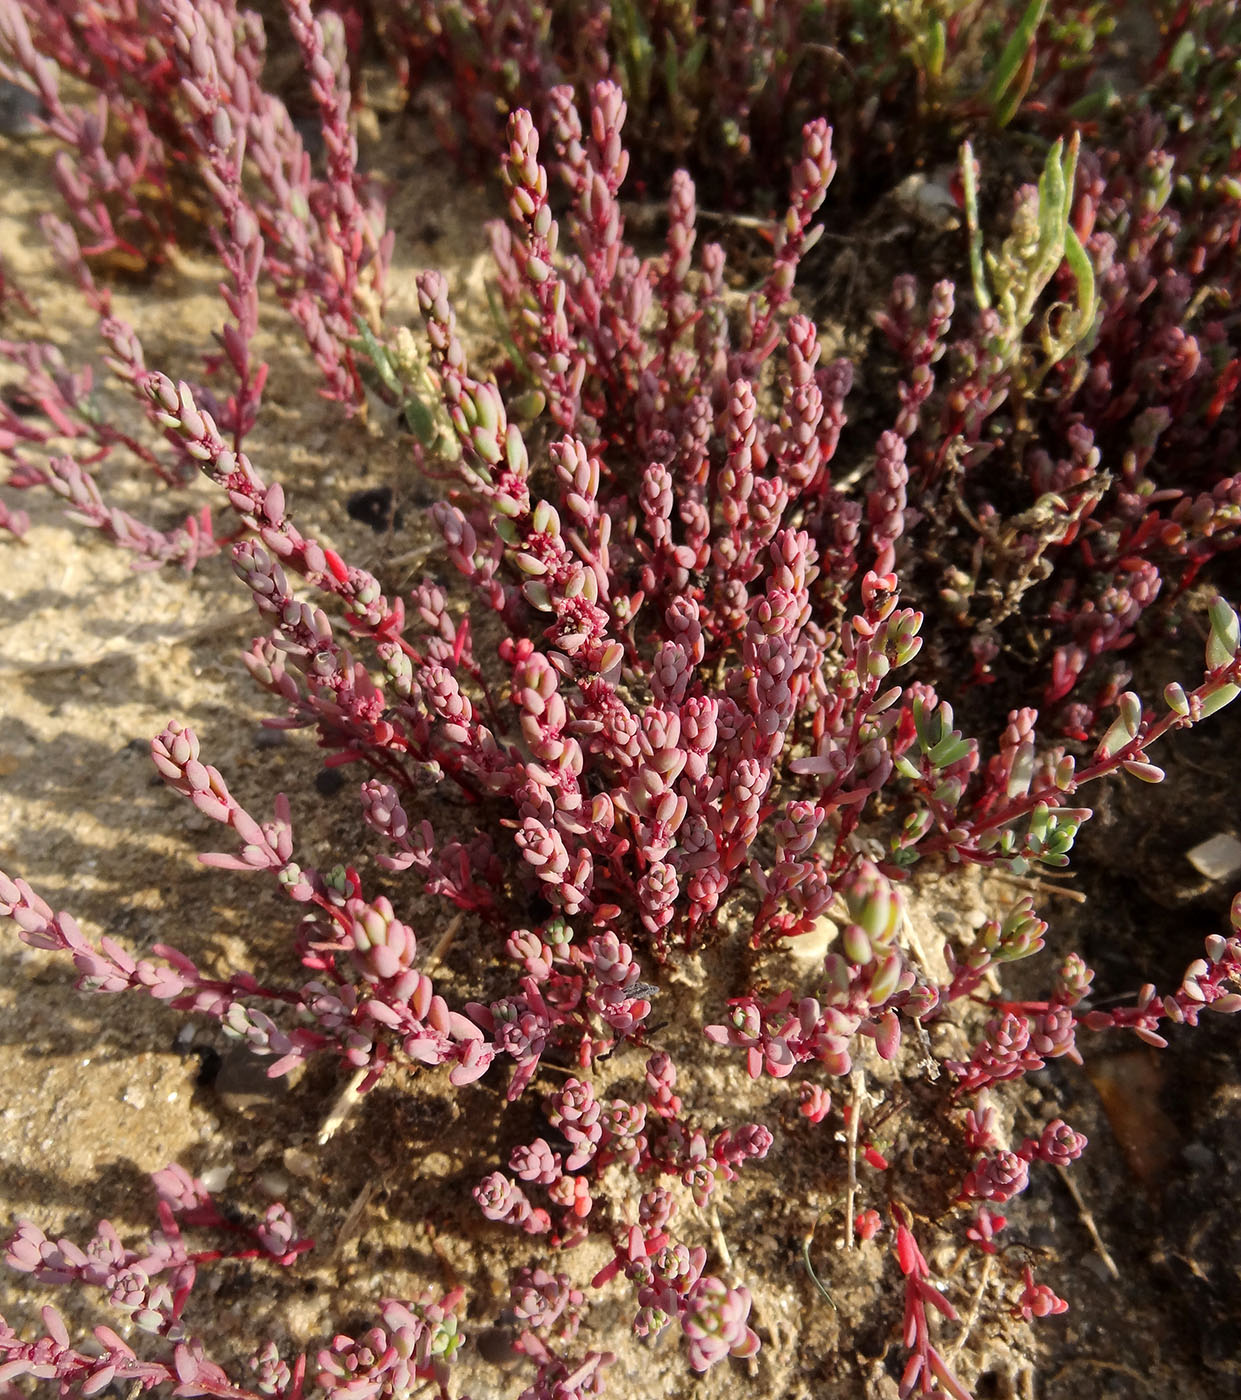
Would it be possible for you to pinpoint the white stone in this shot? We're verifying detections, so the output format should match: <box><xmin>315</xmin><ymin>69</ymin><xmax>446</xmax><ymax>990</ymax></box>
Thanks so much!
<box><xmin>787</xmin><ymin>916</ymin><xmax>837</xmax><ymax>963</ymax></box>
<box><xmin>1187</xmin><ymin>833</ymin><xmax>1241</xmax><ymax>882</ymax></box>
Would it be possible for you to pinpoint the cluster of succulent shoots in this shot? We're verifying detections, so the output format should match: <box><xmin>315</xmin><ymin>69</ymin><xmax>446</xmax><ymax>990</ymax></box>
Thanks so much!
<box><xmin>2</xmin><ymin>1</ymin><xmax>1241</xmax><ymax>1398</ymax></box>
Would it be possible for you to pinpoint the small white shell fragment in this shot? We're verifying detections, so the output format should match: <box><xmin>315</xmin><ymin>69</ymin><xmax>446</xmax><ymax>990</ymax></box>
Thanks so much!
<box><xmin>201</xmin><ymin>1165</ymin><xmax>233</xmax><ymax>1193</ymax></box>
<box><xmin>889</xmin><ymin>172</ymin><xmax>961</xmax><ymax>229</ymax></box>
<box><xmin>1187</xmin><ymin>833</ymin><xmax>1241</xmax><ymax>882</ymax></box>
<box><xmin>260</xmin><ymin>1170</ymin><xmax>290</xmax><ymax>1199</ymax></box>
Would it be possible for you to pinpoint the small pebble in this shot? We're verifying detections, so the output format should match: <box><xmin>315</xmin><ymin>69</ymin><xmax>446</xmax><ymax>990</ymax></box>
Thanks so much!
<box><xmin>787</xmin><ymin>916</ymin><xmax>836</xmax><ymax>963</ymax></box>
<box><xmin>1187</xmin><ymin>832</ymin><xmax>1241</xmax><ymax>882</ymax></box>
<box><xmin>315</xmin><ymin>766</ymin><xmax>346</xmax><ymax>797</ymax></box>
<box><xmin>1180</xmin><ymin>1140</ymin><xmax>1216</xmax><ymax>1172</ymax></box>
<box><xmin>0</xmin><ymin>79</ymin><xmax>40</xmax><ymax>136</ymax></box>
<box><xmin>260</xmin><ymin>1170</ymin><xmax>291</xmax><ymax>1198</ymax></box>
<box><xmin>201</xmin><ymin>1165</ymin><xmax>233</xmax><ymax>1193</ymax></box>
<box><xmin>283</xmin><ymin>1146</ymin><xmax>317</xmax><ymax>1178</ymax></box>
